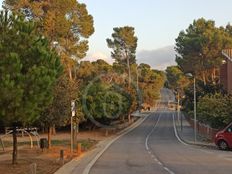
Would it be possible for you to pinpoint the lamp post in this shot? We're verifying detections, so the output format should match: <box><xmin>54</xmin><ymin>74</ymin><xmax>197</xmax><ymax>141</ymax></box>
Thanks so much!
<box><xmin>193</xmin><ymin>76</ymin><xmax>197</xmax><ymax>143</ymax></box>
<box><xmin>186</xmin><ymin>73</ymin><xmax>197</xmax><ymax>143</ymax></box>
<box><xmin>177</xmin><ymin>91</ymin><xmax>180</xmax><ymax>123</ymax></box>
<box><xmin>136</xmin><ymin>65</ymin><xmax>139</xmax><ymax>92</ymax></box>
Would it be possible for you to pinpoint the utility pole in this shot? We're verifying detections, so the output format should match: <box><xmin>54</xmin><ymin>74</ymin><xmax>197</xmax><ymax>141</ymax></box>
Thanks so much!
<box><xmin>186</xmin><ymin>73</ymin><xmax>197</xmax><ymax>142</ymax></box>
<box><xmin>193</xmin><ymin>77</ymin><xmax>197</xmax><ymax>143</ymax></box>
<box><xmin>177</xmin><ymin>92</ymin><xmax>180</xmax><ymax>123</ymax></box>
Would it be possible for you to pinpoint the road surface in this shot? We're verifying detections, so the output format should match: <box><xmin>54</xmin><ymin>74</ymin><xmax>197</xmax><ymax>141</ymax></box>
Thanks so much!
<box><xmin>89</xmin><ymin>89</ymin><xmax>232</xmax><ymax>174</ymax></box>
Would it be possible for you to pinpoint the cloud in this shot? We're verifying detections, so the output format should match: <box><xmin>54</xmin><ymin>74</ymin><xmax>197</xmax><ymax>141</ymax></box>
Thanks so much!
<box><xmin>137</xmin><ymin>45</ymin><xmax>176</xmax><ymax>70</ymax></box>
<box><xmin>83</xmin><ymin>52</ymin><xmax>114</xmax><ymax>64</ymax></box>
<box><xmin>82</xmin><ymin>46</ymin><xmax>176</xmax><ymax>70</ymax></box>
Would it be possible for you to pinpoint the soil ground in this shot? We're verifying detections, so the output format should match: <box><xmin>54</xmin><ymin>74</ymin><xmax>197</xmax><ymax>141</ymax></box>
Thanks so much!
<box><xmin>0</xmin><ymin>130</ymin><xmax>107</xmax><ymax>174</ymax></box>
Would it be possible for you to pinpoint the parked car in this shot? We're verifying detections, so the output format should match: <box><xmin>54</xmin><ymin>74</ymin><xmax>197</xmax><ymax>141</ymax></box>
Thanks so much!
<box><xmin>214</xmin><ymin>122</ymin><xmax>232</xmax><ymax>150</ymax></box>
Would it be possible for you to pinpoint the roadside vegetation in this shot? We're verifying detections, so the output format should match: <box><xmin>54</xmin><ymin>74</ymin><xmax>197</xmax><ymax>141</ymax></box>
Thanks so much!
<box><xmin>166</xmin><ymin>18</ymin><xmax>232</xmax><ymax>129</ymax></box>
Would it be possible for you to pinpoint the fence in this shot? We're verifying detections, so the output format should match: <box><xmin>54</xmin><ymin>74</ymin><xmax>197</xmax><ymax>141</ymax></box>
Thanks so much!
<box><xmin>187</xmin><ymin>118</ymin><xmax>219</xmax><ymax>141</ymax></box>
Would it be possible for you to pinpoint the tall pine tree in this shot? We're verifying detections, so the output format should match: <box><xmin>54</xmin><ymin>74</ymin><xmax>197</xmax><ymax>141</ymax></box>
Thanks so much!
<box><xmin>0</xmin><ymin>11</ymin><xmax>62</xmax><ymax>164</ymax></box>
<box><xmin>107</xmin><ymin>26</ymin><xmax>138</xmax><ymax>88</ymax></box>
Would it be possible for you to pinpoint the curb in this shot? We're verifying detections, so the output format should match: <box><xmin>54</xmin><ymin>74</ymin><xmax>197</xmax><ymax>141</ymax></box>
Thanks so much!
<box><xmin>173</xmin><ymin>113</ymin><xmax>217</xmax><ymax>149</ymax></box>
<box><xmin>55</xmin><ymin>112</ymin><xmax>151</xmax><ymax>174</ymax></box>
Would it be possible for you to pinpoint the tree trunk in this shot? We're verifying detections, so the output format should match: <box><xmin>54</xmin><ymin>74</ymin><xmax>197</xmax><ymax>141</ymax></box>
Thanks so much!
<box><xmin>52</xmin><ymin>125</ymin><xmax>56</xmax><ymax>135</ymax></box>
<box><xmin>214</xmin><ymin>68</ymin><xmax>216</xmax><ymax>79</ymax></box>
<box><xmin>121</xmin><ymin>114</ymin><xmax>125</xmax><ymax>122</ymax></box>
<box><xmin>126</xmin><ymin>56</ymin><xmax>131</xmax><ymax>88</ymax></box>
<box><xmin>12</xmin><ymin>124</ymin><xmax>17</xmax><ymax>165</ymax></box>
<box><xmin>68</xmin><ymin>66</ymin><xmax>73</xmax><ymax>81</ymax></box>
<box><xmin>202</xmin><ymin>71</ymin><xmax>206</xmax><ymax>85</ymax></box>
<box><xmin>74</xmin><ymin>122</ymin><xmax>79</xmax><ymax>147</ymax></box>
<box><xmin>74</xmin><ymin>67</ymin><xmax>77</xmax><ymax>80</ymax></box>
<box><xmin>48</xmin><ymin>126</ymin><xmax>52</xmax><ymax>149</ymax></box>
<box><xmin>128</xmin><ymin>113</ymin><xmax>131</xmax><ymax>123</ymax></box>
<box><xmin>213</xmin><ymin>68</ymin><xmax>216</xmax><ymax>82</ymax></box>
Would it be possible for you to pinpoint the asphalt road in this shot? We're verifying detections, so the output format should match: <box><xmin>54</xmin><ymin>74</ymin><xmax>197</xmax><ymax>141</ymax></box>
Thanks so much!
<box><xmin>89</xmin><ymin>89</ymin><xmax>232</xmax><ymax>174</ymax></box>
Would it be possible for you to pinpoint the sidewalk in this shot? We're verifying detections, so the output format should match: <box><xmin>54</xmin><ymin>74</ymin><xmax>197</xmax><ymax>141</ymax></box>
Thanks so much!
<box><xmin>55</xmin><ymin>111</ymin><xmax>150</xmax><ymax>174</ymax></box>
<box><xmin>175</xmin><ymin>112</ymin><xmax>216</xmax><ymax>149</ymax></box>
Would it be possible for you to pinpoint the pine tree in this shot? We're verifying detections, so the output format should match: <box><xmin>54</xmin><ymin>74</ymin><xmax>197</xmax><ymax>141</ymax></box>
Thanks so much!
<box><xmin>0</xmin><ymin>11</ymin><xmax>62</xmax><ymax>164</ymax></box>
<box><xmin>107</xmin><ymin>26</ymin><xmax>138</xmax><ymax>88</ymax></box>
<box><xmin>4</xmin><ymin>0</ymin><xmax>94</xmax><ymax>79</ymax></box>
<box><xmin>175</xmin><ymin>18</ymin><xmax>232</xmax><ymax>84</ymax></box>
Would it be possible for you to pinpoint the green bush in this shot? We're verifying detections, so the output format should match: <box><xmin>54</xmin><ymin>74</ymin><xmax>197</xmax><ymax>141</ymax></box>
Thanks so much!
<box><xmin>197</xmin><ymin>93</ymin><xmax>232</xmax><ymax>129</ymax></box>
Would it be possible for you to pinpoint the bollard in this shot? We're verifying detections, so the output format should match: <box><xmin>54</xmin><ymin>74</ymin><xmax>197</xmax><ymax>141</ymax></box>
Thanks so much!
<box><xmin>30</xmin><ymin>163</ymin><xmax>37</xmax><ymax>174</ymax></box>
<box><xmin>60</xmin><ymin>150</ymin><xmax>64</xmax><ymax>165</ymax></box>
<box><xmin>77</xmin><ymin>143</ymin><xmax>82</xmax><ymax>155</ymax></box>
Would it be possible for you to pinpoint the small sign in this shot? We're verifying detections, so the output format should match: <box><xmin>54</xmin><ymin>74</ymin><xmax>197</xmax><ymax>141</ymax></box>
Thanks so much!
<box><xmin>71</xmin><ymin>100</ymin><xmax>75</xmax><ymax>117</ymax></box>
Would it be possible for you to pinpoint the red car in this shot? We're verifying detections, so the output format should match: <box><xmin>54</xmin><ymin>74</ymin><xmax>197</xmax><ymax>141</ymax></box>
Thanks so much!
<box><xmin>215</xmin><ymin>123</ymin><xmax>232</xmax><ymax>150</ymax></box>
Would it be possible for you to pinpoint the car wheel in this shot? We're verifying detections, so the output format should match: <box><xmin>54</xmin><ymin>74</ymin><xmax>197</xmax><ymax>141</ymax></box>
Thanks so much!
<box><xmin>218</xmin><ymin>140</ymin><xmax>228</xmax><ymax>150</ymax></box>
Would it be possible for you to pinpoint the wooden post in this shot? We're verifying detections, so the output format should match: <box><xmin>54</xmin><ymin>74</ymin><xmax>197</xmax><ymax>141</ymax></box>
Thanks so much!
<box><xmin>12</xmin><ymin>124</ymin><xmax>17</xmax><ymax>164</ymax></box>
<box><xmin>60</xmin><ymin>150</ymin><xmax>64</xmax><ymax>165</ymax></box>
<box><xmin>128</xmin><ymin>114</ymin><xmax>131</xmax><ymax>124</ymax></box>
<box><xmin>0</xmin><ymin>138</ymin><xmax>5</xmax><ymax>151</ymax></box>
<box><xmin>30</xmin><ymin>163</ymin><xmax>37</xmax><ymax>174</ymax></box>
<box><xmin>48</xmin><ymin>126</ymin><xmax>52</xmax><ymax>149</ymax></box>
<box><xmin>77</xmin><ymin>143</ymin><xmax>82</xmax><ymax>155</ymax></box>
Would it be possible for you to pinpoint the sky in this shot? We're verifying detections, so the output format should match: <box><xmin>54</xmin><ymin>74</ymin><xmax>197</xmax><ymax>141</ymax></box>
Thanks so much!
<box><xmin>1</xmin><ymin>0</ymin><xmax>232</xmax><ymax>70</ymax></box>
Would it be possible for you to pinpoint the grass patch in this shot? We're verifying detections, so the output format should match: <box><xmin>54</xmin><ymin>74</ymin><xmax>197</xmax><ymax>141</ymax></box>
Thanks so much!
<box><xmin>50</xmin><ymin>139</ymin><xmax>97</xmax><ymax>150</ymax></box>
<box><xmin>1</xmin><ymin>138</ymin><xmax>97</xmax><ymax>152</ymax></box>
<box><xmin>1</xmin><ymin>141</ymin><xmax>37</xmax><ymax>148</ymax></box>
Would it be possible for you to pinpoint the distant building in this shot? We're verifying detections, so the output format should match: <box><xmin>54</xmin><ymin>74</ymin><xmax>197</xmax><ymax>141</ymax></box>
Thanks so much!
<box><xmin>220</xmin><ymin>49</ymin><xmax>232</xmax><ymax>94</ymax></box>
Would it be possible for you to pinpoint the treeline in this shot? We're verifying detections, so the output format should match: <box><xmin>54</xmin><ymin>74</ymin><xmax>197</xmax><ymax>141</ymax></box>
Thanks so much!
<box><xmin>166</xmin><ymin>18</ymin><xmax>232</xmax><ymax>129</ymax></box>
<box><xmin>0</xmin><ymin>0</ymin><xmax>165</xmax><ymax>164</ymax></box>
<box><xmin>77</xmin><ymin>60</ymin><xmax>165</xmax><ymax>125</ymax></box>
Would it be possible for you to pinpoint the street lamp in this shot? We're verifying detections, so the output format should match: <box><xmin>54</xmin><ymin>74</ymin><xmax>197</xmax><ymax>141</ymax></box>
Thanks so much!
<box><xmin>177</xmin><ymin>91</ymin><xmax>180</xmax><ymax>124</ymax></box>
<box><xmin>186</xmin><ymin>73</ymin><xmax>197</xmax><ymax>143</ymax></box>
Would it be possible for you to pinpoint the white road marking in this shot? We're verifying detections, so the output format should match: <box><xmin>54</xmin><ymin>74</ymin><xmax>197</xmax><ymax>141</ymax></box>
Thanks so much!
<box><xmin>164</xmin><ymin>167</ymin><xmax>175</xmax><ymax>174</ymax></box>
<box><xmin>172</xmin><ymin>112</ymin><xmax>232</xmax><ymax>163</ymax></box>
<box><xmin>172</xmin><ymin>113</ymin><xmax>188</xmax><ymax>146</ymax></box>
<box><xmin>145</xmin><ymin>113</ymin><xmax>161</xmax><ymax>150</ymax></box>
<box><xmin>145</xmin><ymin>112</ymin><xmax>176</xmax><ymax>174</ymax></box>
<box><xmin>82</xmin><ymin>113</ymin><xmax>151</xmax><ymax>174</ymax></box>
<box><xmin>173</xmin><ymin>113</ymin><xmax>221</xmax><ymax>152</ymax></box>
